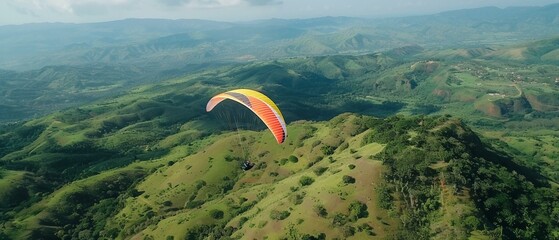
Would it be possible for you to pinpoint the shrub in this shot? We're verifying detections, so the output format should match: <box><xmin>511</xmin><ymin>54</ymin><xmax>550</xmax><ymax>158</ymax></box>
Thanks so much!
<box><xmin>321</xmin><ymin>145</ymin><xmax>335</xmax><ymax>155</ymax></box>
<box><xmin>299</xmin><ymin>176</ymin><xmax>315</xmax><ymax>186</ymax></box>
<box><xmin>290</xmin><ymin>193</ymin><xmax>305</xmax><ymax>205</ymax></box>
<box><xmin>338</xmin><ymin>142</ymin><xmax>349</xmax><ymax>152</ymax></box>
<box><xmin>270</xmin><ymin>210</ymin><xmax>290</xmax><ymax>220</ymax></box>
<box><xmin>258</xmin><ymin>221</ymin><xmax>268</xmax><ymax>228</ymax></box>
<box><xmin>312</xmin><ymin>140</ymin><xmax>321</xmax><ymax>147</ymax></box>
<box><xmin>302</xmin><ymin>233</ymin><xmax>326</xmax><ymax>240</ymax></box>
<box><xmin>332</xmin><ymin>213</ymin><xmax>347</xmax><ymax>226</ymax></box>
<box><xmin>255</xmin><ymin>161</ymin><xmax>267</xmax><ymax>170</ymax></box>
<box><xmin>463</xmin><ymin>215</ymin><xmax>481</xmax><ymax>231</ymax></box>
<box><xmin>307</xmin><ymin>156</ymin><xmax>323</xmax><ymax>168</ymax></box>
<box><xmin>257</xmin><ymin>191</ymin><xmax>268</xmax><ymax>200</ymax></box>
<box><xmin>258</xmin><ymin>151</ymin><xmax>269</xmax><ymax>158</ymax></box>
<box><xmin>220</xmin><ymin>180</ymin><xmax>235</xmax><ymax>193</ymax></box>
<box><xmin>313</xmin><ymin>167</ymin><xmax>328</xmax><ymax>176</ymax></box>
<box><xmin>358</xmin><ymin>223</ymin><xmax>375</xmax><ymax>236</ymax></box>
<box><xmin>348</xmin><ymin>164</ymin><xmax>356</xmax><ymax>170</ymax></box>
<box><xmin>224</xmin><ymin>155</ymin><xmax>235</xmax><ymax>162</ymax></box>
<box><xmin>342</xmin><ymin>175</ymin><xmax>356</xmax><ymax>184</ymax></box>
<box><xmin>195</xmin><ymin>180</ymin><xmax>207</xmax><ymax>190</ymax></box>
<box><xmin>313</xmin><ymin>204</ymin><xmax>328</xmax><ymax>218</ymax></box>
<box><xmin>209</xmin><ymin>209</ymin><xmax>224</xmax><ymax>219</ymax></box>
<box><xmin>348</xmin><ymin>201</ymin><xmax>368</xmax><ymax>221</ymax></box>
<box><xmin>238</xmin><ymin>217</ymin><xmax>249</xmax><ymax>227</ymax></box>
<box><xmin>342</xmin><ymin>226</ymin><xmax>356</xmax><ymax>237</ymax></box>
<box><xmin>185</xmin><ymin>200</ymin><xmax>204</xmax><ymax>209</ymax></box>
<box><xmin>288</xmin><ymin>155</ymin><xmax>299</xmax><ymax>163</ymax></box>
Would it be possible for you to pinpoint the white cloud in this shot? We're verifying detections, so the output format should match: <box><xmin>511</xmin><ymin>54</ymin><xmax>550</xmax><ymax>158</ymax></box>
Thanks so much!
<box><xmin>157</xmin><ymin>0</ymin><xmax>280</xmax><ymax>7</ymax></box>
<box><xmin>8</xmin><ymin>0</ymin><xmax>281</xmax><ymax>17</ymax></box>
<box><xmin>185</xmin><ymin>0</ymin><xmax>244</xmax><ymax>8</ymax></box>
<box><xmin>1</xmin><ymin>0</ymin><xmax>557</xmax><ymax>25</ymax></box>
<box><xmin>11</xmin><ymin>0</ymin><xmax>134</xmax><ymax>15</ymax></box>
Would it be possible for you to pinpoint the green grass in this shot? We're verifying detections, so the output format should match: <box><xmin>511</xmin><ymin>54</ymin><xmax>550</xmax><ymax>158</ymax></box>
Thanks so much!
<box><xmin>0</xmin><ymin>170</ymin><xmax>27</xmax><ymax>205</ymax></box>
<box><xmin>65</xmin><ymin>115</ymin><xmax>397</xmax><ymax>239</ymax></box>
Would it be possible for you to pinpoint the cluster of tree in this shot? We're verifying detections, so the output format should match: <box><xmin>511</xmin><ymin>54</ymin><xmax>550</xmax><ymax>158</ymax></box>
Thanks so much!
<box><xmin>184</xmin><ymin>224</ymin><xmax>236</xmax><ymax>240</ymax></box>
<box><xmin>364</xmin><ymin>114</ymin><xmax>559</xmax><ymax>239</ymax></box>
<box><xmin>0</xmin><ymin>124</ymin><xmax>45</xmax><ymax>158</ymax></box>
<box><xmin>33</xmin><ymin>170</ymin><xmax>146</xmax><ymax>240</ymax></box>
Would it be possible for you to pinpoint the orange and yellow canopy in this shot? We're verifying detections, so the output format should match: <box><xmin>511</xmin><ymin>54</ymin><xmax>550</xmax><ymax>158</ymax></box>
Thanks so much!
<box><xmin>206</xmin><ymin>89</ymin><xmax>287</xmax><ymax>144</ymax></box>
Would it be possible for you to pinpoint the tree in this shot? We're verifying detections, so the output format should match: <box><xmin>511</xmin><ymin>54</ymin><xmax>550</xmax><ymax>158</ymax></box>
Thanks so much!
<box><xmin>313</xmin><ymin>167</ymin><xmax>328</xmax><ymax>176</ymax></box>
<box><xmin>348</xmin><ymin>201</ymin><xmax>368</xmax><ymax>221</ymax></box>
<box><xmin>313</xmin><ymin>204</ymin><xmax>328</xmax><ymax>218</ymax></box>
<box><xmin>299</xmin><ymin>176</ymin><xmax>315</xmax><ymax>186</ymax></box>
<box><xmin>342</xmin><ymin>175</ymin><xmax>355</xmax><ymax>184</ymax></box>
<box><xmin>270</xmin><ymin>210</ymin><xmax>290</xmax><ymax>220</ymax></box>
<box><xmin>289</xmin><ymin>155</ymin><xmax>299</xmax><ymax>163</ymax></box>
<box><xmin>321</xmin><ymin>145</ymin><xmax>335</xmax><ymax>155</ymax></box>
<box><xmin>342</xmin><ymin>226</ymin><xmax>355</xmax><ymax>237</ymax></box>
<box><xmin>290</xmin><ymin>193</ymin><xmax>305</xmax><ymax>205</ymax></box>
<box><xmin>332</xmin><ymin>213</ymin><xmax>347</xmax><ymax>226</ymax></box>
<box><xmin>209</xmin><ymin>209</ymin><xmax>224</xmax><ymax>219</ymax></box>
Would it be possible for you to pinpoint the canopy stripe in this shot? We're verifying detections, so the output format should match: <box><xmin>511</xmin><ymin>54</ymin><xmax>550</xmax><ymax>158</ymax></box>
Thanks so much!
<box><xmin>206</xmin><ymin>89</ymin><xmax>287</xmax><ymax>144</ymax></box>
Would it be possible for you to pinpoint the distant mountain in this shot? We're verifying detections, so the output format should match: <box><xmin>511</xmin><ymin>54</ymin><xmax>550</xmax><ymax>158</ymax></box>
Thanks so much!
<box><xmin>484</xmin><ymin>37</ymin><xmax>559</xmax><ymax>63</ymax></box>
<box><xmin>1</xmin><ymin>4</ymin><xmax>558</xmax><ymax>70</ymax></box>
<box><xmin>0</xmin><ymin>62</ymin><xmax>225</xmax><ymax>122</ymax></box>
<box><xmin>2</xmin><ymin>35</ymin><xmax>559</xmax><ymax>123</ymax></box>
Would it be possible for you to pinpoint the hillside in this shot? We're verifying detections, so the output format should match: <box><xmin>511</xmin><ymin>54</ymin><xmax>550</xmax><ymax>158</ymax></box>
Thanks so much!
<box><xmin>1</xmin><ymin>112</ymin><xmax>557</xmax><ymax>239</ymax></box>
<box><xmin>0</xmin><ymin>62</ymin><xmax>221</xmax><ymax>122</ymax></box>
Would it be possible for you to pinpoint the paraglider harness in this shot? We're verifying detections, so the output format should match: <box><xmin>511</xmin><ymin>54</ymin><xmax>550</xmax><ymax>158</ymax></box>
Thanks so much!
<box><xmin>241</xmin><ymin>160</ymin><xmax>254</xmax><ymax>171</ymax></box>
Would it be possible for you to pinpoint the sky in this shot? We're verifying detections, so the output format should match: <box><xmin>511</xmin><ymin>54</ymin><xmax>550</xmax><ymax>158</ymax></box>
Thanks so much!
<box><xmin>1</xmin><ymin>0</ymin><xmax>558</xmax><ymax>26</ymax></box>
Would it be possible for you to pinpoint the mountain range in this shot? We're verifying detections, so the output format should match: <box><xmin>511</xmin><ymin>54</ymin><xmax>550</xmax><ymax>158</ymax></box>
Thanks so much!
<box><xmin>1</xmin><ymin>4</ymin><xmax>559</xmax><ymax>71</ymax></box>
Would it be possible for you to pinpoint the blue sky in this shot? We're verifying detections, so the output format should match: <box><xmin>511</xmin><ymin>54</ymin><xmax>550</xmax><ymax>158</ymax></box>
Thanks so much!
<box><xmin>1</xmin><ymin>0</ymin><xmax>558</xmax><ymax>26</ymax></box>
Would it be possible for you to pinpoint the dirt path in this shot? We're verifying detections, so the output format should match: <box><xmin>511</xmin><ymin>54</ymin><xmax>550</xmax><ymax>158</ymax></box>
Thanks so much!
<box><xmin>512</xmin><ymin>83</ymin><xmax>523</xmax><ymax>98</ymax></box>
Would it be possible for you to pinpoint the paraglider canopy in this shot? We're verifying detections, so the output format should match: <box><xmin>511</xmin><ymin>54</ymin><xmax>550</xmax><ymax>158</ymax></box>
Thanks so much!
<box><xmin>206</xmin><ymin>89</ymin><xmax>287</xmax><ymax>144</ymax></box>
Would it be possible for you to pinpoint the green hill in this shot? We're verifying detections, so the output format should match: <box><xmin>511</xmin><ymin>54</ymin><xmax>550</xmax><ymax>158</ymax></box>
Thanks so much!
<box><xmin>1</xmin><ymin>113</ymin><xmax>557</xmax><ymax>239</ymax></box>
<box><xmin>485</xmin><ymin>37</ymin><xmax>559</xmax><ymax>63</ymax></box>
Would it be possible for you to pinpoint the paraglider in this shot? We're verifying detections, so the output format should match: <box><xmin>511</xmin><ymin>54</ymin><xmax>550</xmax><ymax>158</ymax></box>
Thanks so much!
<box><xmin>206</xmin><ymin>89</ymin><xmax>287</xmax><ymax>144</ymax></box>
<box><xmin>241</xmin><ymin>160</ymin><xmax>254</xmax><ymax>171</ymax></box>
